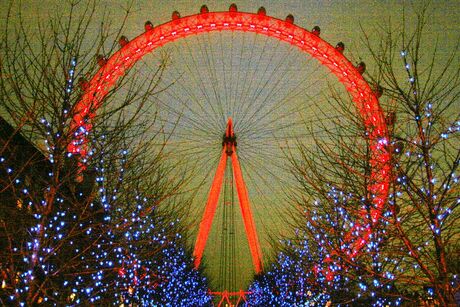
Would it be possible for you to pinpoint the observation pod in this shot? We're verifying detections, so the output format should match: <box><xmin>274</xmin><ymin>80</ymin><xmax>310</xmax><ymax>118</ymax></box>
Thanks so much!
<box><xmin>356</xmin><ymin>61</ymin><xmax>366</xmax><ymax>74</ymax></box>
<box><xmin>335</xmin><ymin>42</ymin><xmax>345</xmax><ymax>53</ymax></box>
<box><xmin>285</xmin><ymin>14</ymin><xmax>294</xmax><ymax>24</ymax></box>
<box><xmin>373</xmin><ymin>84</ymin><xmax>384</xmax><ymax>98</ymax></box>
<box><xmin>385</xmin><ymin>111</ymin><xmax>396</xmax><ymax>127</ymax></box>
<box><xmin>78</xmin><ymin>78</ymin><xmax>89</xmax><ymax>91</ymax></box>
<box><xmin>312</xmin><ymin>25</ymin><xmax>321</xmax><ymax>36</ymax></box>
<box><xmin>200</xmin><ymin>5</ymin><xmax>209</xmax><ymax>14</ymax></box>
<box><xmin>229</xmin><ymin>3</ymin><xmax>238</xmax><ymax>12</ymax></box>
<box><xmin>96</xmin><ymin>55</ymin><xmax>107</xmax><ymax>67</ymax></box>
<box><xmin>257</xmin><ymin>6</ymin><xmax>266</xmax><ymax>16</ymax></box>
<box><xmin>393</xmin><ymin>141</ymin><xmax>404</xmax><ymax>155</ymax></box>
<box><xmin>118</xmin><ymin>36</ymin><xmax>129</xmax><ymax>47</ymax></box>
<box><xmin>144</xmin><ymin>21</ymin><xmax>154</xmax><ymax>32</ymax></box>
<box><xmin>171</xmin><ymin>10</ymin><xmax>180</xmax><ymax>20</ymax></box>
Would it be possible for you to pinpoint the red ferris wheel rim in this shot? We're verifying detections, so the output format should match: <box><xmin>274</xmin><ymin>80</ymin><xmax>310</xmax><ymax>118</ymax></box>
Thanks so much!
<box><xmin>68</xmin><ymin>6</ymin><xmax>391</xmax><ymax>266</ymax></box>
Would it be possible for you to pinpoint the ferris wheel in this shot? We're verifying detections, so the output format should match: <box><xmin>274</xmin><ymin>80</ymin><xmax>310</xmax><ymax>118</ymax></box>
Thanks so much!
<box><xmin>68</xmin><ymin>3</ymin><xmax>391</xmax><ymax>299</ymax></box>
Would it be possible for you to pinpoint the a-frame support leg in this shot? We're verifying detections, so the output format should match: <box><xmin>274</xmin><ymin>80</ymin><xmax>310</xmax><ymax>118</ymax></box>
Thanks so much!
<box><xmin>193</xmin><ymin>148</ymin><xmax>227</xmax><ymax>269</ymax></box>
<box><xmin>231</xmin><ymin>146</ymin><xmax>263</xmax><ymax>273</ymax></box>
<box><xmin>193</xmin><ymin>118</ymin><xmax>263</xmax><ymax>274</ymax></box>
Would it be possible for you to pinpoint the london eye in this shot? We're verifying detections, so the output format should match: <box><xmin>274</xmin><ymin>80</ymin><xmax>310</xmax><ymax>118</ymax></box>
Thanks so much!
<box><xmin>68</xmin><ymin>3</ymin><xmax>390</xmax><ymax>300</ymax></box>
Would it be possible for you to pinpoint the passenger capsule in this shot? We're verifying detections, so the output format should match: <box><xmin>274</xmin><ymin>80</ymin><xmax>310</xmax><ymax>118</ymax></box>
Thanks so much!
<box><xmin>285</xmin><ymin>14</ymin><xmax>294</xmax><ymax>24</ymax></box>
<box><xmin>200</xmin><ymin>5</ymin><xmax>209</xmax><ymax>14</ymax></box>
<box><xmin>118</xmin><ymin>36</ymin><xmax>129</xmax><ymax>47</ymax></box>
<box><xmin>96</xmin><ymin>55</ymin><xmax>107</xmax><ymax>67</ymax></box>
<box><xmin>144</xmin><ymin>21</ymin><xmax>154</xmax><ymax>31</ymax></box>
<box><xmin>335</xmin><ymin>42</ymin><xmax>345</xmax><ymax>53</ymax></box>
<box><xmin>385</xmin><ymin>111</ymin><xmax>396</xmax><ymax>126</ymax></box>
<box><xmin>257</xmin><ymin>6</ymin><xmax>266</xmax><ymax>16</ymax></box>
<box><xmin>356</xmin><ymin>62</ymin><xmax>366</xmax><ymax>74</ymax></box>
<box><xmin>311</xmin><ymin>26</ymin><xmax>321</xmax><ymax>36</ymax></box>
<box><xmin>229</xmin><ymin>3</ymin><xmax>237</xmax><ymax>12</ymax></box>
<box><xmin>78</xmin><ymin>77</ymin><xmax>89</xmax><ymax>91</ymax></box>
<box><xmin>374</xmin><ymin>84</ymin><xmax>384</xmax><ymax>98</ymax></box>
<box><xmin>172</xmin><ymin>11</ymin><xmax>180</xmax><ymax>20</ymax></box>
<box><xmin>393</xmin><ymin>141</ymin><xmax>404</xmax><ymax>155</ymax></box>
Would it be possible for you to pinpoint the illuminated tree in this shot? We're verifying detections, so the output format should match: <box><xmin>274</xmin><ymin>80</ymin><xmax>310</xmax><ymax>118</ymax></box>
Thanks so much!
<box><xmin>0</xmin><ymin>1</ymin><xmax>210</xmax><ymax>305</ymax></box>
<box><xmin>290</xmin><ymin>4</ymin><xmax>459</xmax><ymax>306</ymax></box>
<box><xmin>247</xmin><ymin>235</ymin><xmax>330</xmax><ymax>306</ymax></box>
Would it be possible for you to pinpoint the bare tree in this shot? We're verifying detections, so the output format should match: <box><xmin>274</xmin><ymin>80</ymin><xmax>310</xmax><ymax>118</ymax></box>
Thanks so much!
<box><xmin>290</xmin><ymin>4</ymin><xmax>459</xmax><ymax>306</ymax></box>
<box><xmin>0</xmin><ymin>1</ymin><xmax>210</xmax><ymax>305</ymax></box>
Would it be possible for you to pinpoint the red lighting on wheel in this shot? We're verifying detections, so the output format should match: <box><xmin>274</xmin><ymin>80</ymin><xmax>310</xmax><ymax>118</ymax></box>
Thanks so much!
<box><xmin>68</xmin><ymin>6</ymin><xmax>391</xmax><ymax>280</ymax></box>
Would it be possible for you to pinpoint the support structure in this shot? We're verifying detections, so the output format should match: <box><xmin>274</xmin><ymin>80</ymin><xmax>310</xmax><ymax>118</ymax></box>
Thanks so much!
<box><xmin>193</xmin><ymin>118</ymin><xmax>263</xmax><ymax>274</ymax></box>
<box><xmin>209</xmin><ymin>290</ymin><xmax>250</xmax><ymax>307</ymax></box>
